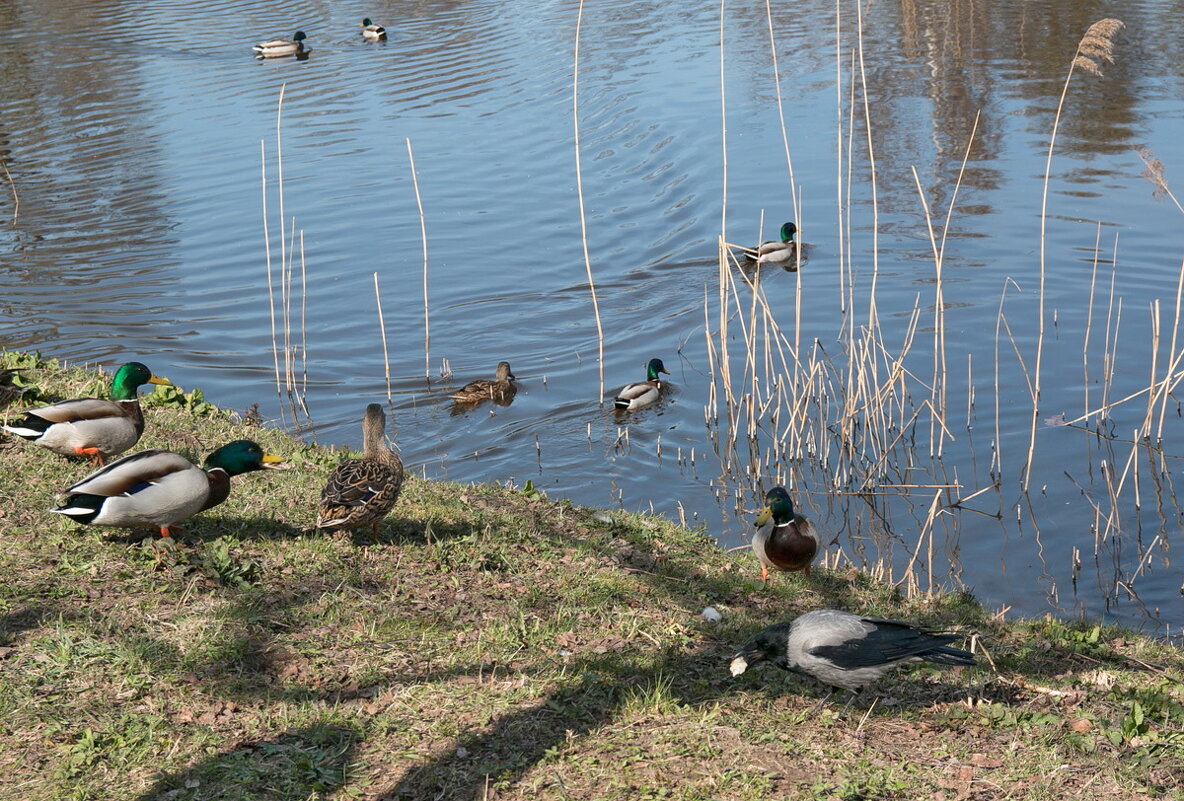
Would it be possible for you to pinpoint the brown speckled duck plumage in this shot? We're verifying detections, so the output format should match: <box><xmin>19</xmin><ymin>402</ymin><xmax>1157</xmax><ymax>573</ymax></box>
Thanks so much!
<box><xmin>316</xmin><ymin>404</ymin><xmax>404</xmax><ymax>535</ymax></box>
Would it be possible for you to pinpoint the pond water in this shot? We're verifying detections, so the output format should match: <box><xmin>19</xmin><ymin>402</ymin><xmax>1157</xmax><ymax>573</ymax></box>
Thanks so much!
<box><xmin>2</xmin><ymin>0</ymin><xmax>1183</xmax><ymax>631</ymax></box>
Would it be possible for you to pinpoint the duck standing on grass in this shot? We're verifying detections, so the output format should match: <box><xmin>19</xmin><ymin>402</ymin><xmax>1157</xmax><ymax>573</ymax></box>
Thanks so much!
<box><xmin>360</xmin><ymin>18</ymin><xmax>386</xmax><ymax>40</ymax></box>
<box><xmin>449</xmin><ymin>361</ymin><xmax>517</xmax><ymax>410</ymax></box>
<box><xmin>2</xmin><ymin>362</ymin><xmax>170</xmax><ymax>465</ymax></box>
<box><xmin>253</xmin><ymin>31</ymin><xmax>308</xmax><ymax>58</ymax></box>
<box><xmin>613</xmin><ymin>358</ymin><xmax>669</xmax><ymax>411</ymax></box>
<box><xmin>51</xmin><ymin>440</ymin><xmax>285</xmax><ymax>539</ymax></box>
<box><xmin>316</xmin><ymin>404</ymin><xmax>404</xmax><ymax>536</ymax></box>
<box><xmin>752</xmin><ymin>486</ymin><xmax>818</xmax><ymax>581</ymax></box>
<box><xmin>730</xmin><ymin>609</ymin><xmax>976</xmax><ymax>702</ymax></box>
<box><xmin>742</xmin><ymin>222</ymin><xmax>803</xmax><ymax>268</ymax></box>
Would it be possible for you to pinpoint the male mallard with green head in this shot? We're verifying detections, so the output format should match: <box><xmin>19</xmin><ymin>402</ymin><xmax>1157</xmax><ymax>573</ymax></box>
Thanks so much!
<box><xmin>361</xmin><ymin>18</ymin><xmax>387</xmax><ymax>40</ymax></box>
<box><xmin>752</xmin><ymin>486</ymin><xmax>818</xmax><ymax>581</ymax></box>
<box><xmin>614</xmin><ymin>358</ymin><xmax>669</xmax><ymax>411</ymax></box>
<box><xmin>253</xmin><ymin>30</ymin><xmax>308</xmax><ymax>58</ymax></box>
<box><xmin>450</xmin><ymin>361</ymin><xmax>517</xmax><ymax>409</ymax></box>
<box><xmin>744</xmin><ymin>222</ymin><xmax>803</xmax><ymax>268</ymax></box>
<box><xmin>52</xmin><ymin>440</ymin><xmax>285</xmax><ymax>538</ymax></box>
<box><xmin>2</xmin><ymin>362</ymin><xmax>170</xmax><ymax>465</ymax></box>
<box><xmin>317</xmin><ymin>404</ymin><xmax>404</xmax><ymax>536</ymax></box>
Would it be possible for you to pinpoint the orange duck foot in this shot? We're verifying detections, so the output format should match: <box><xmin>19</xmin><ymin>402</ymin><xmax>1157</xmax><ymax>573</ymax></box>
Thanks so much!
<box><xmin>74</xmin><ymin>445</ymin><xmax>105</xmax><ymax>466</ymax></box>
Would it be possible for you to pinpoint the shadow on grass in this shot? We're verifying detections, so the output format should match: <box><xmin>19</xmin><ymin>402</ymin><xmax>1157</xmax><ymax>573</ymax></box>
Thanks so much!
<box><xmin>106</xmin><ymin>517</ymin><xmax>308</xmax><ymax>546</ymax></box>
<box><xmin>132</xmin><ymin>723</ymin><xmax>360</xmax><ymax>801</ymax></box>
<box><xmin>113</xmin><ymin>501</ymin><xmax>1042</xmax><ymax>798</ymax></box>
<box><xmin>346</xmin><ymin>514</ymin><xmax>468</xmax><ymax>548</ymax></box>
<box><xmin>0</xmin><ymin>604</ymin><xmax>58</xmax><ymax>644</ymax></box>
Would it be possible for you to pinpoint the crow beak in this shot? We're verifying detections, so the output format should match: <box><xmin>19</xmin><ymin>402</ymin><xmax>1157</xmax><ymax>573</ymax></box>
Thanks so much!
<box><xmin>730</xmin><ymin>647</ymin><xmax>765</xmax><ymax>676</ymax></box>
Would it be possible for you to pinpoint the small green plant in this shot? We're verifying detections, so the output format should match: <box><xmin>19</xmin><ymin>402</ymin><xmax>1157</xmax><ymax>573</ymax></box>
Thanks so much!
<box><xmin>159</xmin><ymin>536</ymin><xmax>260</xmax><ymax>587</ymax></box>
<box><xmin>200</xmin><ymin>537</ymin><xmax>261</xmax><ymax>586</ymax></box>
<box><xmin>143</xmin><ymin>383</ymin><xmax>217</xmax><ymax>415</ymax></box>
<box><xmin>517</xmin><ymin>479</ymin><xmax>547</xmax><ymax>502</ymax></box>
<box><xmin>1119</xmin><ymin>700</ymin><xmax>1149</xmax><ymax>742</ymax></box>
<box><xmin>811</xmin><ymin>761</ymin><xmax>911</xmax><ymax>800</ymax></box>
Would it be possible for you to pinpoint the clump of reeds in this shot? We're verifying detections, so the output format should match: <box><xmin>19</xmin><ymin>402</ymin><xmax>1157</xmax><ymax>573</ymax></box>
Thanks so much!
<box><xmin>703</xmin><ymin>8</ymin><xmax>1184</xmax><ymax>605</ymax></box>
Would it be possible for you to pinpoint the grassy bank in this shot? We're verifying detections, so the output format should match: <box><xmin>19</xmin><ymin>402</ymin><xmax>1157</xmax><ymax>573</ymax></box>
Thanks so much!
<box><xmin>0</xmin><ymin>352</ymin><xmax>1181</xmax><ymax>800</ymax></box>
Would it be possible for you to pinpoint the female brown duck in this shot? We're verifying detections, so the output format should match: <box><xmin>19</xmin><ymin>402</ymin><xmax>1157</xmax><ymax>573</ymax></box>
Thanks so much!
<box><xmin>316</xmin><ymin>404</ymin><xmax>404</xmax><ymax>535</ymax></box>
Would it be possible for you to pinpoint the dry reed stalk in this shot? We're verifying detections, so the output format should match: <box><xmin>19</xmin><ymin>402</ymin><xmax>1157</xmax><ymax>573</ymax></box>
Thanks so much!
<box><xmin>283</xmin><ymin>216</ymin><xmax>296</xmax><ymax>396</ymax></box>
<box><xmin>834</xmin><ymin>0</ymin><xmax>847</xmax><ymax>315</ymax></box>
<box><xmin>966</xmin><ymin>353</ymin><xmax>973</xmax><ymax>429</ymax></box>
<box><xmin>406</xmin><ymin>138</ymin><xmax>430</xmax><ymax>379</ymax></box>
<box><xmin>921</xmin><ymin>114</ymin><xmax>978</xmax><ymax>455</ymax></box>
<box><xmin>1132</xmin><ymin>431</ymin><xmax>1142</xmax><ymax>510</ymax></box>
<box><xmin>763</xmin><ymin>0</ymin><xmax>796</xmax><ymax>213</ymax></box>
<box><xmin>703</xmin><ymin>286</ymin><xmax>718</xmax><ymax>426</ymax></box>
<box><xmin>1141</xmin><ymin>300</ymin><xmax>1161</xmax><ymax>438</ymax></box>
<box><xmin>1062</xmin><ymin>377</ymin><xmax>1170</xmax><ymax>428</ymax></box>
<box><xmin>373</xmin><ymin>272</ymin><xmax>393</xmax><ymax>401</ymax></box>
<box><xmin>1101</xmin><ymin>275</ymin><xmax>1121</xmax><ymax>422</ymax></box>
<box><xmin>260</xmin><ymin>139</ymin><xmax>283</xmax><ymax>417</ymax></box>
<box><xmin>1155</xmin><ymin>238</ymin><xmax>1184</xmax><ymax>443</ymax></box>
<box><xmin>280</xmin><ymin>228</ymin><xmax>309</xmax><ymax>421</ymax></box>
<box><xmin>1026</xmin><ymin>18</ymin><xmax>1124</xmax><ymax>490</ymax></box>
<box><xmin>276</xmin><ymin>84</ymin><xmax>288</xmax><ymax>328</ymax></box>
<box><xmin>1083</xmin><ymin>224</ymin><xmax>1103</xmax><ymax>419</ymax></box>
<box><xmin>1137</xmin><ymin>147</ymin><xmax>1184</xmax><ymax>214</ymax></box>
<box><xmin>718</xmin><ymin>0</ymin><xmax>728</xmax><ymax>240</ymax></box>
<box><xmin>299</xmin><ymin>229</ymin><xmax>308</xmax><ymax>398</ymax></box>
<box><xmin>855</xmin><ymin>0</ymin><xmax>882</xmax><ymax>336</ymax></box>
<box><xmin>0</xmin><ymin>154</ymin><xmax>17</xmax><ymax>223</ymax></box>
<box><xmin>572</xmin><ymin>0</ymin><xmax>604</xmax><ymax>401</ymax></box>
<box><xmin>910</xmin><ymin>166</ymin><xmax>946</xmax><ymax>457</ymax></box>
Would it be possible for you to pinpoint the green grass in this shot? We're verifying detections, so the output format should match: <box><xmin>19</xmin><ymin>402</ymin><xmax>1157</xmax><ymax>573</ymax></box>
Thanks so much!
<box><xmin>0</xmin><ymin>352</ymin><xmax>1182</xmax><ymax>800</ymax></box>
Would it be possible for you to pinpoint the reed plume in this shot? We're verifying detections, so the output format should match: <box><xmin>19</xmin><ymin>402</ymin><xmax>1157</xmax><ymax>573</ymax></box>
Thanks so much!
<box><xmin>1071</xmin><ymin>19</ymin><xmax>1124</xmax><ymax>77</ymax></box>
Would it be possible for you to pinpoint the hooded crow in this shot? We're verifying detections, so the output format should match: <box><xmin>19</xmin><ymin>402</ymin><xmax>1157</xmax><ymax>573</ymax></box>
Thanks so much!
<box><xmin>730</xmin><ymin>609</ymin><xmax>975</xmax><ymax>693</ymax></box>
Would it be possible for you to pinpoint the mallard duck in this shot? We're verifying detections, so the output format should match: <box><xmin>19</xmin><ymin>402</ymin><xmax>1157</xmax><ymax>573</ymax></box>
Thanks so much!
<box><xmin>752</xmin><ymin>486</ymin><xmax>818</xmax><ymax>581</ymax></box>
<box><xmin>613</xmin><ymin>358</ymin><xmax>669</xmax><ymax>411</ymax></box>
<box><xmin>744</xmin><ymin>222</ymin><xmax>803</xmax><ymax>267</ymax></box>
<box><xmin>729</xmin><ymin>610</ymin><xmax>975</xmax><ymax>694</ymax></box>
<box><xmin>253</xmin><ymin>31</ymin><xmax>308</xmax><ymax>58</ymax></box>
<box><xmin>51</xmin><ymin>440</ymin><xmax>284</xmax><ymax>538</ymax></box>
<box><xmin>360</xmin><ymin>18</ymin><xmax>387</xmax><ymax>40</ymax></box>
<box><xmin>2</xmin><ymin>362</ymin><xmax>170</xmax><ymax>465</ymax></box>
<box><xmin>316</xmin><ymin>404</ymin><xmax>404</xmax><ymax>535</ymax></box>
<box><xmin>450</xmin><ymin>361</ymin><xmax>517</xmax><ymax>409</ymax></box>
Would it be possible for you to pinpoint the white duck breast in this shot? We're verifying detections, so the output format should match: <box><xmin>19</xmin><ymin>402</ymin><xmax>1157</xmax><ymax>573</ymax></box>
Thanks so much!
<box><xmin>56</xmin><ymin>450</ymin><xmax>211</xmax><ymax>528</ymax></box>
